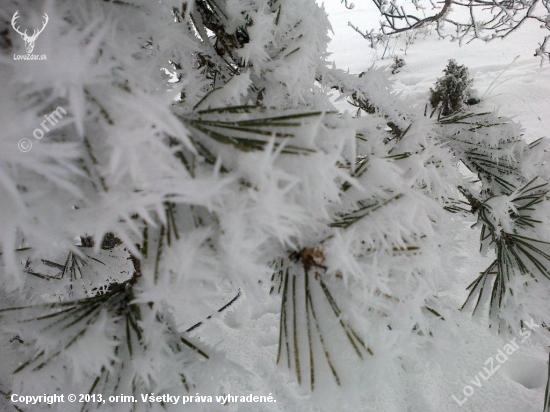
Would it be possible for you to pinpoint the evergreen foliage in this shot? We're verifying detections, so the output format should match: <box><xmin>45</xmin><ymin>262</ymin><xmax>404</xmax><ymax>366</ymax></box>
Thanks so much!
<box><xmin>390</xmin><ymin>55</ymin><xmax>405</xmax><ymax>74</ymax></box>
<box><xmin>429</xmin><ymin>59</ymin><xmax>473</xmax><ymax>116</ymax></box>
<box><xmin>0</xmin><ymin>1</ymin><xmax>549</xmax><ymax>411</ymax></box>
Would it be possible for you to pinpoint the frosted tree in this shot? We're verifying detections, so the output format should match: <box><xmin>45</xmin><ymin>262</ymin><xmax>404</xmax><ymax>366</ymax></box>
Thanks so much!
<box><xmin>0</xmin><ymin>1</ymin><xmax>549</xmax><ymax>411</ymax></box>
<box><xmin>347</xmin><ymin>0</ymin><xmax>550</xmax><ymax>64</ymax></box>
<box><xmin>429</xmin><ymin>59</ymin><xmax>474</xmax><ymax>116</ymax></box>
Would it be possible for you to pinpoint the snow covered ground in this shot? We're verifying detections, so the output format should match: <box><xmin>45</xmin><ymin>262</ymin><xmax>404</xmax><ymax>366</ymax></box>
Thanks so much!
<box><xmin>312</xmin><ymin>2</ymin><xmax>550</xmax><ymax>411</ymax></box>
<box><xmin>322</xmin><ymin>1</ymin><xmax>550</xmax><ymax>143</ymax></box>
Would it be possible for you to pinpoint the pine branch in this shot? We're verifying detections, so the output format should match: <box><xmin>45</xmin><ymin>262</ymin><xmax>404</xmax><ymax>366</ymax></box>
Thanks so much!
<box><xmin>273</xmin><ymin>251</ymin><xmax>372</xmax><ymax>390</ymax></box>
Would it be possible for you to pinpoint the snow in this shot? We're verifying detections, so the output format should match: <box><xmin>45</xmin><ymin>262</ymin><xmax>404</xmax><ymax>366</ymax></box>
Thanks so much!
<box><xmin>129</xmin><ymin>2</ymin><xmax>550</xmax><ymax>411</ymax></box>
<box><xmin>322</xmin><ymin>1</ymin><xmax>550</xmax><ymax>143</ymax></box>
<box><xmin>313</xmin><ymin>2</ymin><xmax>550</xmax><ymax>411</ymax></box>
<box><xmin>1</xmin><ymin>1</ymin><xmax>550</xmax><ymax>411</ymax></box>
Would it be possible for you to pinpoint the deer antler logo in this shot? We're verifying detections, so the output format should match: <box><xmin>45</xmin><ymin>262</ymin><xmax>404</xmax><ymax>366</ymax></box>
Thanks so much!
<box><xmin>11</xmin><ymin>11</ymin><xmax>49</xmax><ymax>54</ymax></box>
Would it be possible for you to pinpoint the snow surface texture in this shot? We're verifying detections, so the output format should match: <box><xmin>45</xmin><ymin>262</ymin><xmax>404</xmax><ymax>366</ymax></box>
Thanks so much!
<box><xmin>324</xmin><ymin>1</ymin><xmax>550</xmax><ymax>144</ymax></box>
<box><xmin>0</xmin><ymin>0</ymin><xmax>549</xmax><ymax>411</ymax></box>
